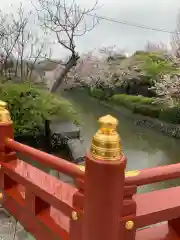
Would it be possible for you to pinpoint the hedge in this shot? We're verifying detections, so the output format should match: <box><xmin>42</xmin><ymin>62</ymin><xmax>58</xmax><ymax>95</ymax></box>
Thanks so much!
<box><xmin>0</xmin><ymin>82</ymin><xmax>78</xmax><ymax>136</ymax></box>
<box><xmin>110</xmin><ymin>93</ymin><xmax>180</xmax><ymax>124</ymax></box>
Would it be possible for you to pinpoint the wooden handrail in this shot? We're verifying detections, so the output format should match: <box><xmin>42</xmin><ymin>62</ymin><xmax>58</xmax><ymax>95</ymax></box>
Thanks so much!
<box><xmin>3</xmin><ymin>117</ymin><xmax>180</xmax><ymax>239</ymax></box>
<box><xmin>5</xmin><ymin>138</ymin><xmax>84</xmax><ymax>179</ymax></box>
<box><xmin>125</xmin><ymin>163</ymin><xmax>180</xmax><ymax>186</ymax></box>
<box><xmin>1</xmin><ymin>159</ymin><xmax>76</xmax><ymax>239</ymax></box>
<box><xmin>1</xmin><ymin>159</ymin><xmax>76</xmax><ymax>218</ymax></box>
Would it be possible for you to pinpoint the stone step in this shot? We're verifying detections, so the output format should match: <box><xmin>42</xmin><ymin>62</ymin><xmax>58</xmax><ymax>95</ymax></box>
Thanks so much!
<box><xmin>0</xmin><ymin>213</ymin><xmax>34</xmax><ymax>239</ymax></box>
<box><xmin>50</xmin><ymin>121</ymin><xmax>80</xmax><ymax>139</ymax></box>
<box><xmin>66</xmin><ymin>138</ymin><xmax>85</xmax><ymax>163</ymax></box>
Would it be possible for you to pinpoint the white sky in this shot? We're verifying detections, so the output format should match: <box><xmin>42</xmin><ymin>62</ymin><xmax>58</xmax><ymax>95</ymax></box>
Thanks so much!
<box><xmin>0</xmin><ymin>0</ymin><xmax>180</xmax><ymax>58</ymax></box>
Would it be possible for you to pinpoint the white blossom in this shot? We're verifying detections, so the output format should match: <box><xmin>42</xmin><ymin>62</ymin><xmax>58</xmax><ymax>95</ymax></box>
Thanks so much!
<box><xmin>149</xmin><ymin>74</ymin><xmax>180</xmax><ymax>106</ymax></box>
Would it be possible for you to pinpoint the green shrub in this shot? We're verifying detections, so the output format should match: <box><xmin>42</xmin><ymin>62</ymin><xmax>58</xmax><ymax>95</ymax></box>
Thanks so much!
<box><xmin>111</xmin><ymin>94</ymin><xmax>155</xmax><ymax>106</ymax></box>
<box><xmin>111</xmin><ymin>94</ymin><xmax>162</xmax><ymax>118</ymax></box>
<box><xmin>132</xmin><ymin>51</ymin><xmax>178</xmax><ymax>80</ymax></box>
<box><xmin>143</xmin><ymin>59</ymin><xmax>176</xmax><ymax>80</ymax></box>
<box><xmin>111</xmin><ymin>94</ymin><xmax>180</xmax><ymax>124</ymax></box>
<box><xmin>139</xmin><ymin>52</ymin><xmax>177</xmax><ymax>80</ymax></box>
<box><xmin>89</xmin><ymin>88</ymin><xmax>105</xmax><ymax>99</ymax></box>
<box><xmin>132</xmin><ymin>104</ymin><xmax>160</xmax><ymax>118</ymax></box>
<box><xmin>0</xmin><ymin>83</ymin><xmax>78</xmax><ymax>136</ymax></box>
<box><xmin>159</xmin><ymin>105</ymin><xmax>180</xmax><ymax>124</ymax></box>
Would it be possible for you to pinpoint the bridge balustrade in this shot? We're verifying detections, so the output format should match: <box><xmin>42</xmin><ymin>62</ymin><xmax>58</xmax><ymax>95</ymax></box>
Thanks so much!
<box><xmin>0</xmin><ymin>102</ymin><xmax>180</xmax><ymax>240</ymax></box>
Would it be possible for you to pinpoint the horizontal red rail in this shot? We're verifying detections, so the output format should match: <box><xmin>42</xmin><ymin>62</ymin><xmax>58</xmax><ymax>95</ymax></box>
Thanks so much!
<box><xmin>135</xmin><ymin>222</ymin><xmax>180</xmax><ymax>240</ymax></box>
<box><xmin>133</xmin><ymin>186</ymin><xmax>180</xmax><ymax>228</ymax></box>
<box><xmin>1</xmin><ymin>158</ymin><xmax>77</xmax><ymax>219</ymax></box>
<box><xmin>76</xmin><ymin>163</ymin><xmax>180</xmax><ymax>189</ymax></box>
<box><xmin>0</xmin><ymin>158</ymin><xmax>76</xmax><ymax>239</ymax></box>
<box><xmin>125</xmin><ymin>163</ymin><xmax>180</xmax><ymax>186</ymax></box>
<box><xmin>5</xmin><ymin>138</ymin><xmax>84</xmax><ymax>179</ymax></box>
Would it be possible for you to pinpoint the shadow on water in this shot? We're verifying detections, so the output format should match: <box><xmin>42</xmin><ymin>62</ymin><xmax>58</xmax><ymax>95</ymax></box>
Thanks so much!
<box><xmin>61</xmin><ymin>89</ymin><xmax>180</xmax><ymax>193</ymax></box>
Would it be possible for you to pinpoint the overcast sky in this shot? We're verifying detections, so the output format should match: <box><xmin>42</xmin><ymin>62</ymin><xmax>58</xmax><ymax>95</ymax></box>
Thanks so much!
<box><xmin>1</xmin><ymin>0</ymin><xmax>180</xmax><ymax>58</ymax></box>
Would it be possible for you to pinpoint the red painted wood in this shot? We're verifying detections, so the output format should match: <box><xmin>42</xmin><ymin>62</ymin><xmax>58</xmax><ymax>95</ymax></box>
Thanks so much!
<box><xmin>0</xmin><ymin>160</ymin><xmax>77</xmax><ymax>231</ymax></box>
<box><xmin>70</xmin><ymin>190</ymin><xmax>138</xmax><ymax>218</ymax></box>
<box><xmin>0</xmin><ymin>122</ymin><xmax>13</xmax><ymax>152</ymax></box>
<box><xmin>120</xmin><ymin>184</ymin><xmax>137</xmax><ymax>239</ymax></box>
<box><xmin>124</xmin><ymin>185</ymin><xmax>137</xmax><ymax>198</ymax></box>
<box><xmin>75</xmin><ymin>178</ymin><xmax>84</xmax><ymax>192</ymax></box>
<box><xmin>73</xmin><ymin>185</ymin><xmax>138</xmax><ymax>215</ymax></box>
<box><xmin>82</xmin><ymin>154</ymin><xmax>126</xmax><ymax>240</ymax></box>
<box><xmin>0</xmin><ymin>160</ymin><xmax>83</xmax><ymax>238</ymax></box>
<box><xmin>69</xmin><ymin>218</ymin><xmax>83</xmax><ymax>240</ymax></box>
<box><xmin>122</xmin><ymin>198</ymin><xmax>137</xmax><ymax>216</ymax></box>
<box><xmin>25</xmin><ymin>189</ymin><xmax>36</xmax><ymax>213</ymax></box>
<box><xmin>2</xmin><ymin>191</ymin><xmax>68</xmax><ymax>240</ymax></box>
<box><xmin>37</xmin><ymin>207</ymin><xmax>70</xmax><ymax>235</ymax></box>
<box><xmin>6</xmin><ymin>185</ymin><xmax>25</xmax><ymax>206</ymax></box>
<box><xmin>119</xmin><ymin>215</ymin><xmax>137</xmax><ymax>240</ymax></box>
<box><xmin>4</xmin><ymin>151</ymin><xmax>17</xmax><ymax>161</ymax></box>
<box><xmin>169</xmin><ymin>218</ymin><xmax>180</xmax><ymax>237</ymax></box>
<box><xmin>75</xmin><ymin>180</ymin><xmax>137</xmax><ymax>197</ymax></box>
<box><xmin>73</xmin><ymin>191</ymin><xmax>84</xmax><ymax>210</ymax></box>
<box><xmin>2</xmin><ymin>121</ymin><xmax>180</xmax><ymax>240</ymax></box>
<box><xmin>5</xmin><ymin>138</ymin><xmax>84</xmax><ymax>179</ymax></box>
<box><xmin>125</xmin><ymin>163</ymin><xmax>180</xmax><ymax>186</ymax></box>
<box><xmin>133</xmin><ymin>186</ymin><xmax>180</xmax><ymax>228</ymax></box>
<box><xmin>136</xmin><ymin>223</ymin><xmax>180</xmax><ymax>240</ymax></box>
<box><xmin>0</xmin><ymin>159</ymin><xmax>77</xmax><ymax>219</ymax></box>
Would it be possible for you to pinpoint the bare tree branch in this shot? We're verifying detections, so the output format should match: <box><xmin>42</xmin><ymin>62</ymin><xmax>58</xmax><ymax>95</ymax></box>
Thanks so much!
<box><xmin>34</xmin><ymin>0</ymin><xmax>99</xmax><ymax>92</ymax></box>
<box><xmin>10</xmin><ymin>4</ymin><xmax>50</xmax><ymax>82</ymax></box>
<box><xmin>171</xmin><ymin>11</ymin><xmax>180</xmax><ymax>58</ymax></box>
<box><xmin>0</xmin><ymin>3</ymin><xmax>49</xmax><ymax>83</ymax></box>
<box><xmin>0</xmin><ymin>11</ymin><xmax>22</xmax><ymax>79</ymax></box>
<box><xmin>145</xmin><ymin>41</ymin><xmax>169</xmax><ymax>53</ymax></box>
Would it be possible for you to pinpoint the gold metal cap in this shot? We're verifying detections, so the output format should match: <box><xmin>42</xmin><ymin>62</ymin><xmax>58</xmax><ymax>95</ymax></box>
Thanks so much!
<box><xmin>90</xmin><ymin>115</ymin><xmax>123</xmax><ymax>161</ymax></box>
<box><xmin>0</xmin><ymin>101</ymin><xmax>11</xmax><ymax>123</ymax></box>
<box><xmin>0</xmin><ymin>101</ymin><xmax>7</xmax><ymax>108</ymax></box>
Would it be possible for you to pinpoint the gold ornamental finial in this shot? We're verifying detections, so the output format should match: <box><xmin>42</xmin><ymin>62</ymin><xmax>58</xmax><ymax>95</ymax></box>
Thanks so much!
<box><xmin>0</xmin><ymin>101</ymin><xmax>7</xmax><ymax>108</ymax></box>
<box><xmin>0</xmin><ymin>101</ymin><xmax>11</xmax><ymax>123</ymax></box>
<box><xmin>90</xmin><ymin>115</ymin><xmax>123</xmax><ymax>161</ymax></box>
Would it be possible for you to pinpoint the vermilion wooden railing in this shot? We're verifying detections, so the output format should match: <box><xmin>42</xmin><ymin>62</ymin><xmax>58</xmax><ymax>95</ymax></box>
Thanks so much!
<box><xmin>75</xmin><ymin>164</ymin><xmax>180</xmax><ymax>239</ymax></box>
<box><xmin>5</xmin><ymin>138</ymin><xmax>84</xmax><ymax>179</ymax></box>
<box><xmin>1</xmin><ymin>115</ymin><xmax>180</xmax><ymax>239</ymax></box>
<box><xmin>0</xmin><ymin>121</ymin><xmax>85</xmax><ymax>239</ymax></box>
<box><xmin>125</xmin><ymin>163</ymin><xmax>180</xmax><ymax>186</ymax></box>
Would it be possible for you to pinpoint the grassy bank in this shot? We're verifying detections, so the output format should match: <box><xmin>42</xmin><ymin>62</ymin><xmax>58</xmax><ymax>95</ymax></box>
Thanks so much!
<box><xmin>0</xmin><ymin>82</ymin><xmax>79</xmax><ymax>136</ymax></box>
<box><xmin>89</xmin><ymin>88</ymin><xmax>180</xmax><ymax>125</ymax></box>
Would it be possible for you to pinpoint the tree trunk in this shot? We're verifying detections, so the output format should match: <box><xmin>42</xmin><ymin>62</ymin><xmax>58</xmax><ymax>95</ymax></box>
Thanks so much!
<box><xmin>20</xmin><ymin>57</ymin><xmax>23</xmax><ymax>81</ymax></box>
<box><xmin>50</xmin><ymin>53</ymin><xmax>79</xmax><ymax>93</ymax></box>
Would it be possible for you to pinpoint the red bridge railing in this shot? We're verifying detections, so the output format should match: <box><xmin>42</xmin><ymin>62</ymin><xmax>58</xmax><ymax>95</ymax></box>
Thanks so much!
<box><xmin>5</xmin><ymin>138</ymin><xmax>84</xmax><ymax>179</ymax></box>
<box><xmin>0</xmin><ymin>104</ymin><xmax>180</xmax><ymax>240</ymax></box>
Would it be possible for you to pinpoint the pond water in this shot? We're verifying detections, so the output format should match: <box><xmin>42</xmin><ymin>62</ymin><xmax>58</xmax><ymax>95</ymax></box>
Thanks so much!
<box><xmin>62</xmin><ymin>89</ymin><xmax>180</xmax><ymax>193</ymax></box>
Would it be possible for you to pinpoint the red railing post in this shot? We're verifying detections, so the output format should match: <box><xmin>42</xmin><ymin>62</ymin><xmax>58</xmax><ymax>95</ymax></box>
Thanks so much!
<box><xmin>82</xmin><ymin>115</ymin><xmax>126</xmax><ymax>240</ymax></box>
<box><xmin>0</xmin><ymin>101</ymin><xmax>14</xmax><ymax>156</ymax></box>
<box><xmin>0</xmin><ymin>101</ymin><xmax>15</xmax><ymax>202</ymax></box>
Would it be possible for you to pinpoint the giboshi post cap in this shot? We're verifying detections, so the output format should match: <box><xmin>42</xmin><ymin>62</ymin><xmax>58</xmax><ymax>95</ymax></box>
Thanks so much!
<box><xmin>98</xmin><ymin>114</ymin><xmax>118</xmax><ymax>129</ymax></box>
<box><xmin>90</xmin><ymin>114</ymin><xmax>123</xmax><ymax>161</ymax></box>
<box><xmin>0</xmin><ymin>101</ymin><xmax>7</xmax><ymax>108</ymax></box>
<box><xmin>0</xmin><ymin>100</ymin><xmax>11</xmax><ymax>123</ymax></box>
